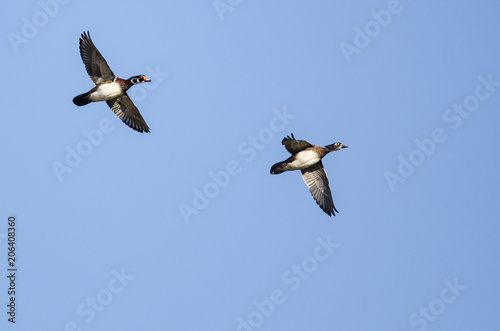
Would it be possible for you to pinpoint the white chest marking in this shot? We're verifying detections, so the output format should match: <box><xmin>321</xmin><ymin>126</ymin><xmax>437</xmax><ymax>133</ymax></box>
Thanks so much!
<box><xmin>90</xmin><ymin>82</ymin><xmax>123</xmax><ymax>101</ymax></box>
<box><xmin>286</xmin><ymin>150</ymin><xmax>321</xmax><ymax>170</ymax></box>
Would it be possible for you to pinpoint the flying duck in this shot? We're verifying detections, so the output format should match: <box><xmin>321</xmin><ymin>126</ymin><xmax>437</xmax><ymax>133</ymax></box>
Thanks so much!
<box><xmin>73</xmin><ymin>31</ymin><xmax>151</xmax><ymax>133</ymax></box>
<box><xmin>270</xmin><ymin>134</ymin><xmax>348</xmax><ymax>216</ymax></box>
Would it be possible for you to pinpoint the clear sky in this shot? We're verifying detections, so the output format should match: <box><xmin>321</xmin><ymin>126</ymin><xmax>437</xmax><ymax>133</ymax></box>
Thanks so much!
<box><xmin>2</xmin><ymin>0</ymin><xmax>500</xmax><ymax>330</ymax></box>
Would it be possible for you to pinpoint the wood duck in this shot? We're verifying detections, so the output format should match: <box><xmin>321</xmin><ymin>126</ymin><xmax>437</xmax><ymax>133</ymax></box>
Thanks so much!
<box><xmin>73</xmin><ymin>31</ymin><xmax>151</xmax><ymax>133</ymax></box>
<box><xmin>270</xmin><ymin>133</ymin><xmax>348</xmax><ymax>216</ymax></box>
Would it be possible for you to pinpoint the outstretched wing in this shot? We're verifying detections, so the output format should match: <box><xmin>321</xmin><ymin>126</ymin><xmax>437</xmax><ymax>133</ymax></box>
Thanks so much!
<box><xmin>106</xmin><ymin>94</ymin><xmax>150</xmax><ymax>133</ymax></box>
<box><xmin>300</xmin><ymin>161</ymin><xmax>338</xmax><ymax>216</ymax></box>
<box><xmin>79</xmin><ymin>31</ymin><xmax>115</xmax><ymax>84</ymax></box>
<box><xmin>282</xmin><ymin>133</ymin><xmax>313</xmax><ymax>154</ymax></box>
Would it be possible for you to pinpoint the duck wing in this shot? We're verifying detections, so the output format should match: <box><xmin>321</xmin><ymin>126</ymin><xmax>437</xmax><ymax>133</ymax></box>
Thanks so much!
<box><xmin>79</xmin><ymin>31</ymin><xmax>116</xmax><ymax>85</ymax></box>
<box><xmin>300</xmin><ymin>161</ymin><xmax>338</xmax><ymax>216</ymax></box>
<box><xmin>106</xmin><ymin>93</ymin><xmax>150</xmax><ymax>133</ymax></box>
<box><xmin>282</xmin><ymin>133</ymin><xmax>313</xmax><ymax>154</ymax></box>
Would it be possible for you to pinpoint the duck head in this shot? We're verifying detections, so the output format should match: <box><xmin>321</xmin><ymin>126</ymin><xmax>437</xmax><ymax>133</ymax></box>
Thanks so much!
<box><xmin>129</xmin><ymin>75</ymin><xmax>151</xmax><ymax>84</ymax></box>
<box><xmin>270</xmin><ymin>162</ymin><xmax>286</xmax><ymax>174</ymax></box>
<box><xmin>326</xmin><ymin>142</ymin><xmax>348</xmax><ymax>152</ymax></box>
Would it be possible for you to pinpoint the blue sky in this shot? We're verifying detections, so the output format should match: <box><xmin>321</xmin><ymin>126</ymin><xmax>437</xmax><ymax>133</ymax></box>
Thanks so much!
<box><xmin>2</xmin><ymin>0</ymin><xmax>500</xmax><ymax>330</ymax></box>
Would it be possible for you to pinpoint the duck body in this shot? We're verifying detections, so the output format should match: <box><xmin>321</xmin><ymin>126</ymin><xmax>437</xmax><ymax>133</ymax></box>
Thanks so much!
<box><xmin>270</xmin><ymin>134</ymin><xmax>348</xmax><ymax>216</ymax></box>
<box><xmin>73</xmin><ymin>80</ymin><xmax>122</xmax><ymax>106</ymax></box>
<box><xmin>73</xmin><ymin>31</ymin><xmax>152</xmax><ymax>133</ymax></box>
<box><xmin>272</xmin><ymin>149</ymin><xmax>323</xmax><ymax>173</ymax></box>
<box><xmin>88</xmin><ymin>80</ymin><xmax>124</xmax><ymax>102</ymax></box>
<box><xmin>73</xmin><ymin>77</ymin><xmax>138</xmax><ymax>105</ymax></box>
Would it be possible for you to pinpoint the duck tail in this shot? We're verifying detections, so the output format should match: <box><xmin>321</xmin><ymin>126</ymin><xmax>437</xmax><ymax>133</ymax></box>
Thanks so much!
<box><xmin>73</xmin><ymin>92</ymin><xmax>91</xmax><ymax>106</ymax></box>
